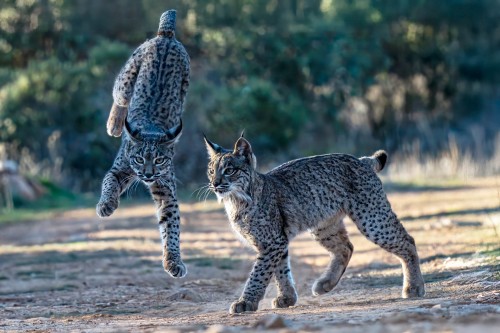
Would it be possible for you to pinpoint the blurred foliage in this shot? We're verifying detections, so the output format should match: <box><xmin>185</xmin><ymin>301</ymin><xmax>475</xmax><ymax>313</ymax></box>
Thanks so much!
<box><xmin>0</xmin><ymin>0</ymin><xmax>499</xmax><ymax>191</ymax></box>
<box><xmin>206</xmin><ymin>78</ymin><xmax>307</xmax><ymax>152</ymax></box>
<box><xmin>0</xmin><ymin>178</ymin><xmax>92</xmax><ymax>225</ymax></box>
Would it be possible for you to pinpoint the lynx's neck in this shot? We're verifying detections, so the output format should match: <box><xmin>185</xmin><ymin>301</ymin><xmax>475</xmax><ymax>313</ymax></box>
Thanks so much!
<box><xmin>222</xmin><ymin>173</ymin><xmax>263</xmax><ymax>223</ymax></box>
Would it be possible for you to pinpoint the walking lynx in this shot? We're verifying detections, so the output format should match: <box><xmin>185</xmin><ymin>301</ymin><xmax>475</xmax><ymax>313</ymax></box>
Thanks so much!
<box><xmin>97</xmin><ymin>10</ymin><xmax>190</xmax><ymax>278</ymax></box>
<box><xmin>204</xmin><ymin>134</ymin><xmax>425</xmax><ymax>313</ymax></box>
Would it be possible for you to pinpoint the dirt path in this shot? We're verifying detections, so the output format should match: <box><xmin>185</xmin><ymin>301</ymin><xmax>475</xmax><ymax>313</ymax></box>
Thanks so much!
<box><xmin>1</xmin><ymin>178</ymin><xmax>499</xmax><ymax>332</ymax></box>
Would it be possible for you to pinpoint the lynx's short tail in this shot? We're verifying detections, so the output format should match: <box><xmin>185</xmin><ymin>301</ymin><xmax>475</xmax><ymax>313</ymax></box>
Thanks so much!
<box><xmin>158</xmin><ymin>10</ymin><xmax>176</xmax><ymax>37</ymax></box>
<box><xmin>359</xmin><ymin>150</ymin><xmax>388</xmax><ymax>173</ymax></box>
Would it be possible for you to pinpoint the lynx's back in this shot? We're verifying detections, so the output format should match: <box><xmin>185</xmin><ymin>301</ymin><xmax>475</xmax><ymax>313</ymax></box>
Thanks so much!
<box><xmin>112</xmin><ymin>10</ymin><xmax>190</xmax><ymax>136</ymax></box>
<box><xmin>126</xmin><ymin>37</ymin><xmax>189</xmax><ymax>131</ymax></box>
<box><xmin>268</xmin><ymin>153</ymin><xmax>384</xmax><ymax>188</ymax></box>
<box><xmin>264</xmin><ymin>153</ymin><xmax>387</xmax><ymax>232</ymax></box>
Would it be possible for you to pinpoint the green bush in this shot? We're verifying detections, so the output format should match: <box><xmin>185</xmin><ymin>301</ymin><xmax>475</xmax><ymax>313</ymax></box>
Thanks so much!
<box><xmin>205</xmin><ymin>78</ymin><xmax>308</xmax><ymax>153</ymax></box>
<box><xmin>1</xmin><ymin>0</ymin><xmax>499</xmax><ymax>191</ymax></box>
<box><xmin>0</xmin><ymin>40</ymin><xmax>130</xmax><ymax>189</ymax></box>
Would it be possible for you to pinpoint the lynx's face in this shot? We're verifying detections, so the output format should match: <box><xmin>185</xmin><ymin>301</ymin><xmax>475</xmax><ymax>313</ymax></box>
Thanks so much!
<box><xmin>124</xmin><ymin>120</ymin><xmax>182</xmax><ymax>184</ymax></box>
<box><xmin>128</xmin><ymin>141</ymin><xmax>175</xmax><ymax>183</ymax></box>
<box><xmin>204</xmin><ymin>135</ymin><xmax>256</xmax><ymax>201</ymax></box>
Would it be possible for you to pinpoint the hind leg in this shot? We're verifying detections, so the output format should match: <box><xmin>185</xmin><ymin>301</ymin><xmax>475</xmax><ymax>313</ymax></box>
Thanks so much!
<box><xmin>149</xmin><ymin>177</ymin><xmax>186</xmax><ymax>278</ymax></box>
<box><xmin>348</xmin><ymin>195</ymin><xmax>425</xmax><ymax>298</ymax></box>
<box><xmin>311</xmin><ymin>216</ymin><xmax>353</xmax><ymax>296</ymax></box>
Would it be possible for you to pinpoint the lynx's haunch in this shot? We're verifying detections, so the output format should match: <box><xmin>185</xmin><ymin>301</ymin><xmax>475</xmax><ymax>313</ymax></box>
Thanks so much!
<box><xmin>204</xmin><ymin>134</ymin><xmax>424</xmax><ymax>314</ymax></box>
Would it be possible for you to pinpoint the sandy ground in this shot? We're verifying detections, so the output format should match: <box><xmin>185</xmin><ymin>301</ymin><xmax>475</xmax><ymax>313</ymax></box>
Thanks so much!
<box><xmin>0</xmin><ymin>178</ymin><xmax>499</xmax><ymax>332</ymax></box>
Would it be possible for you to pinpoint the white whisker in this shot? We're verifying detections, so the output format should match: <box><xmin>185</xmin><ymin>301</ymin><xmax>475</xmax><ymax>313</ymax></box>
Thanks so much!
<box><xmin>192</xmin><ymin>184</ymin><xmax>210</xmax><ymax>200</ymax></box>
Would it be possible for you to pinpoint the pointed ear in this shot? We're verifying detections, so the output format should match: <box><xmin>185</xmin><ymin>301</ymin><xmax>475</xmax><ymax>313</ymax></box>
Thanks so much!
<box><xmin>203</xmin><ymin>134</ymin><xmax>228</xmax><ymax>159</ymax></box>
<box><xmin>160</xmin><ymin>120</ymin><xmax>183</xmax><ymax>146</ymax></box>
<box><xmin>233</xmin><ymin>137</ymin><xmax>257</xmax><ymax>169</ymax></box>
<box><xmin>124</xmin><ymin>121</ymin><xmax>142</xmax><ymax>143</ymax></box>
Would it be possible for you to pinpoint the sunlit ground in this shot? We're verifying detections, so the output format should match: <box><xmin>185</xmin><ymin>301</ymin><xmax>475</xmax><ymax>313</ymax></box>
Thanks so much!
<box><xmin>0</xmin><ymin>177</ymin><xmax>499</xmax><ymax>332</ymax></box>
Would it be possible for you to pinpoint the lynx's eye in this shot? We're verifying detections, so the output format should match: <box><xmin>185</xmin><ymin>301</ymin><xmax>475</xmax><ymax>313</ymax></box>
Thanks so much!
<box><xmin>223</xmin><ymin>167</ymin><xmax>236</xmax><ymax>176</ymax></box>
<box><xmin>134</xmin><ymin>156</ymin><xmax>145</xmax><ymax>164</ymax></box>
<box><xmin>154</xmin><ymin>157</ymin><xmax>165</xmax><ymax>165</ymax></box>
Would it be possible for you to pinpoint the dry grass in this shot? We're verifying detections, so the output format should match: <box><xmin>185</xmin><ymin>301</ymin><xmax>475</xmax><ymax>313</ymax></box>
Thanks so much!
<box><xmin>387</xmin><ymin>133</ymin><xmax>500</xmax><ymax>181</ymax></box>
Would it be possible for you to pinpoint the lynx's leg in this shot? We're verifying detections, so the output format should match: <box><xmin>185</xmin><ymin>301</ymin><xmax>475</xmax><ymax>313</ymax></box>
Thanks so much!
<box><xmin>311</xmin><ymin>217</ymin><xmax>353</xmax><ymax>296</ymax></box>
<box><xmin>230</xmin><ymin>241</ymin><xmax>288</xmax><ymax>314</ymax></box>
<box><xmin>96</xmin><ymin>152</ymin><xmax>135</xmax><ymax>217</ymax></box>
<box><xmin>347</xmin><ymin>189</ymin><xmax>425</xmax><ymax>298</ymax></box>
<box><xmin>272</xmin><ymin>250</ymin><xmax>298</xmax><ymax>308</ymax></box>
<box><xmin>149</xmin><ymin>178</ymin><xmax>186</xmax><ymax>278</ymax></box>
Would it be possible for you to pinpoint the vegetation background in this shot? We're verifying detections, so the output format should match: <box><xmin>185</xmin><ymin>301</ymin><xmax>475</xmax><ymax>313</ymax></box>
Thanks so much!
<box><xmin>0</xmin><ymin>0</ymin><xmax>499</xmax><ymax>206</ymax></box>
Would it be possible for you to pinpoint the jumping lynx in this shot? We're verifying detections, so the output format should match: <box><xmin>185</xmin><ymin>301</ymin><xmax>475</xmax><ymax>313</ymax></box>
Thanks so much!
<box><xmin>204</xmin><ymin>134</ymin><xmax>425</xmax><ymax>313</ymax></box>
<box><xmin>97</xmin><ymin>10</ymin><xmax>190</xmax><ymax>278</ymax></box>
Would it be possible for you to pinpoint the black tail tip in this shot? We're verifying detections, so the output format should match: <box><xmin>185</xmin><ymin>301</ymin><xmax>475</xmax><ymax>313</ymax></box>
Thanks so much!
<box><xmin>374</xmin><ymin>150</ymin><xmax>388</xmax><ymax>171</ymax></box>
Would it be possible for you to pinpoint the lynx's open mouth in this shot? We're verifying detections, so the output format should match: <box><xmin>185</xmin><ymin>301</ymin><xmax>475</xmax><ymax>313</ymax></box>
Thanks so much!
<box><xmin>141</xmin><ymin>177</ymin><xmax>159</xmax><ymax>184</ymax></box>
<box><xmin>213</xmin><ymin>184</ymin><xmax>230</xmax><ymax>194</ymax></box>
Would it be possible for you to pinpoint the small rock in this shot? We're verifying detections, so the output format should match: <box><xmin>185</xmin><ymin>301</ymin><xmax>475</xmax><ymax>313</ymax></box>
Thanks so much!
<box><xmin>476</xmin><ymin>291</ymin><xmax>500</xmax><ymax>304</ymax></box>
<box><xmin>167</xmin><ymin>288</ymin><xmax>203</xmax><ymax>302</ymax></box>
<box><xmin>254</xmin><ymin>314</ymin><xmax>288</xmax><ymax>329</ymax></box>
<box><xmin>204</xmin><ymin>324</ymin><xmax>233</xmax><ymax>333</ymax></box>
<box><xmin>431</xmin><ymin>304</ymin><xmax>442</xmax><ymax>310</ymax></box>
<box><xmin>439</xmin><ymin>218</ymin><xmax>453</xmax><ymax>228</ymax></box>
<box><xmin>95</xmin><ymin>302</ymin><xmax>115</xmax><ymax>308</ymax></box>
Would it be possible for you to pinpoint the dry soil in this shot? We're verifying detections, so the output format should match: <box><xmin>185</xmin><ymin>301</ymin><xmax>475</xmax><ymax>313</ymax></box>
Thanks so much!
<box><xmin>0</xmin><ymin>178</ymin><xmax>499</xmax><ymax>332</ymax></box>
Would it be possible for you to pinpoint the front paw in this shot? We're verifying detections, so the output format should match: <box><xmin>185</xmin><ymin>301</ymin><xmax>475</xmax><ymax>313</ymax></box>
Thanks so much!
<box><xmin>272</xmin><ymin>293</ymin><xmax>297</xmax><ymax>309</ymax></box>
<box><xmin>163</xmin><ymin>259</ymin><xmax>187</xmax><ymax>278</ymax></box>
<box><xmin>229</xmin><ymin>299</ymin><xmax>258</xmax><ymax>314</ymax></box>
<box><xmin>402</xmin><ymin>280</ymin><xmax>425</xmax><ymax>298</ymax></box>
<box><xmin>96</xmin><ymin>199</ymin><xmax>118</xmax><ymax>217</ymax></box>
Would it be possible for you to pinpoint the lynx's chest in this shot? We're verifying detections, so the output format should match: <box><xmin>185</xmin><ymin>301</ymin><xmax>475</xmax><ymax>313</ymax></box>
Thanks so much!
<box><xmin>223</xmin><ymin>198</ymin><xmax>259</xmax><ymax>249</ymax></box>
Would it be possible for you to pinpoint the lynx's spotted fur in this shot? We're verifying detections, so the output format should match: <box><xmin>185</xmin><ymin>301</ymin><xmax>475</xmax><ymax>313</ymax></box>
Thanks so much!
<box><xmin>97</xmin><ymin>10</ymin><xmax>190</xmax><ymax>278</ymax></box>
<box><xmin>204</xmin><ymin>135</ymin><xmax>425</xmax><ymax>313</ymax></box>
